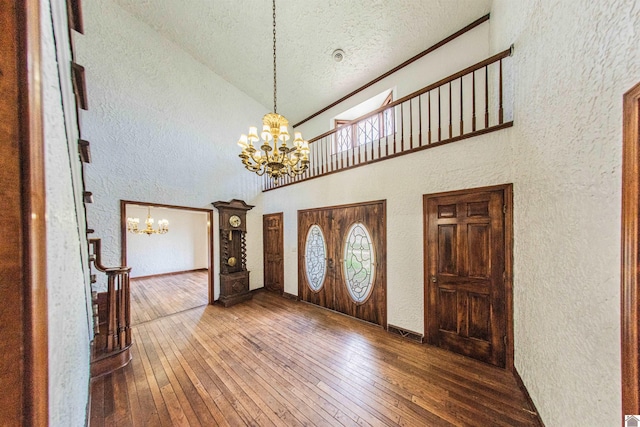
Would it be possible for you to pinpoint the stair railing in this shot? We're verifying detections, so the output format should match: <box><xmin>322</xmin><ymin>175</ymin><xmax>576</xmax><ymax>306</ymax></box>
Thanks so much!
<box><xmin>263</xmin><ymin>47</ymin><xmax>514</xmax><ymax>191</ymax></box>
<box><xmin>89</xmin><ymin>238</ymin><xmax>132</xmax><ymax>368</ymax></box>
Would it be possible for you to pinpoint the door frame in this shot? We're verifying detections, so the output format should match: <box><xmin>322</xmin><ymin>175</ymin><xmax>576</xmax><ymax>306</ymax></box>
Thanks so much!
<box><xmin>423</xmin><ymin>183</ymin><xmax>513</xmax><ymax>371</ymax></box>
<box><xmin>120</xmin><ymin>200</ymin><xmax>215</xmax><ymax>304</ymax></box>
<box><xmin>263</xmin><ymin>212</ymin><xmax>284</xmax><ymax>294</ymax></box>
<box><xmin>1</xmin><ymin>0</ymin><xmax>48</xmax><ymax>425</ymax></box>
<box><xmin>621</xmin><ymin>81</ymin><xmax>640</xmax><ymax>417</ymax></box>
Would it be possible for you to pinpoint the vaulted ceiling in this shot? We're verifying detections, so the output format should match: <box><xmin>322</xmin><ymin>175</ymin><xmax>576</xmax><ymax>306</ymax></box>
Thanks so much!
<box><xmin>113</xmin><ymin>0</ymin><xmax>492</xmax><ymax>123</ymax></box>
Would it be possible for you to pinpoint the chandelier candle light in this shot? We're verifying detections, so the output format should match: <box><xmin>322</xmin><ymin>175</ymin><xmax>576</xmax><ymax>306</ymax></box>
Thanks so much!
<box><xmin>237</xmin><ymin>0</ymin><xmax>310</xmax><ymax>181</ymax></box>
<box><xmin>127</xmin><ymin>207</ymin><xmax>169</xmax><ymax>236</ymax></box>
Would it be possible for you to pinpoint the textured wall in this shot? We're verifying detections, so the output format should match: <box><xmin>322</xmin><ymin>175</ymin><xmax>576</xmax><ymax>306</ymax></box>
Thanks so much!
<box><xmin>488</xmin><ymin>0</ymin><xmax>640</xmax><ymax>425</ymax></box>
<box><xmin>42</xmin><ymin>0</ymin><xmax>92</xmax><ymax>424</ymax></box>
<box><xmin>76</xmin><ymin>0</ymin><xmax>266</xmax><ymax>296</ymax></box>
<box><xmin>126</xmin><ymin>206</ymin><xmax>208</xmax><ymax>278</ymax></box>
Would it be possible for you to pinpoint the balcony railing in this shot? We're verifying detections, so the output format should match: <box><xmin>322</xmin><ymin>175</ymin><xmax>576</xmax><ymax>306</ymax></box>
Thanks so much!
<box><xmin>263</xmin><ymin>47</ymin><xmax>513</xmax><ymax>191</ymax></box>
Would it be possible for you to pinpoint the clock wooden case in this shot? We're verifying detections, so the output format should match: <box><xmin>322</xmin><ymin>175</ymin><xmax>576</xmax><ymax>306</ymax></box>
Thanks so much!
<box><xmin>212</xmin><ymin>199</ymin><xmax>254</xmax><ymax>307</ymax></box>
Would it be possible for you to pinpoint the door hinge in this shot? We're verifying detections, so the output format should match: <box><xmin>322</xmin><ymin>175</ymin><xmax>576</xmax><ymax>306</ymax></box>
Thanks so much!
<box><xmin>503</xmin><ymin>335</ymin><xmax>508</xmax><ymax>345</ymax></box>
<box><xmin>502</xmin><ymin>204</ymin><xmax>507</xmax><ymax>214</ymax></box>
<box><xmin>503</xmin><ymin>271</ymin><xmax>507</xmax><ymax>281</ymax></box>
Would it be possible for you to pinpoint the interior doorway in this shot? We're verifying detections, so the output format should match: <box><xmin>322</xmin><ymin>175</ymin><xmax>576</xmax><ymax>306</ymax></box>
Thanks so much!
<box><xmin>120</xmin><ymin>200</ymin><xmax>214</xmax><ymax>323</ymax></box>
<box><xmin>423</xmin><ymin>184</ymin><xmax>513</xmax><ymax>369</ymax></box>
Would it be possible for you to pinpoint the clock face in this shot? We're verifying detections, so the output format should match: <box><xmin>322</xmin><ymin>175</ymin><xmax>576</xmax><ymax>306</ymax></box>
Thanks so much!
<box><xmin>229</xmin><ymin>215</ymin><xmax>241</xmax><ymax>228</ymax></box>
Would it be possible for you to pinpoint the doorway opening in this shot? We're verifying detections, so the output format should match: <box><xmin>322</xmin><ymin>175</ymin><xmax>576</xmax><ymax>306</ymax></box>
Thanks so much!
<box><xmin>120</xmin><ymin>200</ymin><xmax>214</xmax><ymax>324</ymax></box>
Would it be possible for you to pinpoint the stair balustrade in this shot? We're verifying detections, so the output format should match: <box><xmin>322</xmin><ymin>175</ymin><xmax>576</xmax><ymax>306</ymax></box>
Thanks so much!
<box><xmin>89</xmin><ymin>238</ymin><xmax>132</xmax><ymax>378</ymax></box>
<box><xmin>263</xmin><ymin>47</ymin><xmax>513</xmax><ymax>191</ymax></box>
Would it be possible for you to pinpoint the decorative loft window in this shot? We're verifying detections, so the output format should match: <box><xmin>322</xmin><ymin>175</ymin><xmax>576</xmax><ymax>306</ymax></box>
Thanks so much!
<box><xmin>343</xmin><ymin>222</ymin><xmax>375</xmax><ymax>303</ymax></box>
<box><xmin>304</xmin><ymin>224</ymin><xmax>327</xmax><ymax>291</ymax></box>
<box><xmin>334</xmin><ymin>91</ymin><xmax>394</xmax><ymax>153</ymax></box>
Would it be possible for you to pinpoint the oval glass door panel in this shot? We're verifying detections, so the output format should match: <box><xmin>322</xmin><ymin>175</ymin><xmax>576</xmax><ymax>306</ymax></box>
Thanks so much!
<box><xmin>343</xmin><ymin>223</ymin><xmax>375</xmax><ymax>303</ymax></box>
<box><xmin>305</xmin><ymin>224</ymin><xmax>327</xmax><ymax>291</ymax></box>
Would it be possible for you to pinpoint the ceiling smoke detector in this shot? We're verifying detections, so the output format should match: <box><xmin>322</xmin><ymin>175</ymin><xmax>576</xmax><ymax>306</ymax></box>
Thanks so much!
<box><xmin>332</xmin><ymin>49</ymin><xmax>345</xmax><ymax>62</ymax></box>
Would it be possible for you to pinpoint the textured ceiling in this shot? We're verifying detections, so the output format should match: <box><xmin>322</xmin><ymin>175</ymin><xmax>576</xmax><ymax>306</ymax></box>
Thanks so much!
<box><xmin>112</xmin><ymin>0</ymin><xmax>492</xmax><ymax>123</ymax></box>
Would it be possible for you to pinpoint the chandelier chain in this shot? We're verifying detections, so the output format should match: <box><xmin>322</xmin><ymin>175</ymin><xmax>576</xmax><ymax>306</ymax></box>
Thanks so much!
<box><xmin>272</xmin><ymin>0</ymin><xmax>277</xmax><ymax>113</ymax></box>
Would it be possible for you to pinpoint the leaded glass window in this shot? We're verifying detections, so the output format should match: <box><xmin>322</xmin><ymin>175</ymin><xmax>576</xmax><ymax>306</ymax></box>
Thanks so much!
<box><xmin>343</xmin><ymin>223</ymin><xmax>375</xmax><ymax>303</ymax></box>
<box><xmin>304</xmin><ymin>225</ymin><xmax>327</xmax><ymax>291</ymax></box>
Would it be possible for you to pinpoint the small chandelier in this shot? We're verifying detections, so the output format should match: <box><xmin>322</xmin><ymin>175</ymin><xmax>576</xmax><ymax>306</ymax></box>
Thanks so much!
<box><xmin>237</xmin><ymin>0</ymin><xmax>310</xmax><ymax>181</ymax></box>
<box><xmin>127</xmin><ymin>207</ymin><xmax>169</xmax><ymax>236</ymax></box>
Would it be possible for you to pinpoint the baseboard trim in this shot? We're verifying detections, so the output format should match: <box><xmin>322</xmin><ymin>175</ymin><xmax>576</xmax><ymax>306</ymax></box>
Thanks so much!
<box><xmin>282</xmin><ymin>292</ymin><xmax>299</xmax><ymax>301</ymax></box>
<box><xmin>513</xmin><ymin>368</ymin><xmax>545</xmax><ymax>426</ymax></box>
<box><xmin>131</xmin><ymin>268</ymin><xmax>208</xmax><ymax>280</ymax></box>
<box><xmin>387</xmin><ymin>324</ymin><xmax>424</xmax><ymax>343</ymax></box>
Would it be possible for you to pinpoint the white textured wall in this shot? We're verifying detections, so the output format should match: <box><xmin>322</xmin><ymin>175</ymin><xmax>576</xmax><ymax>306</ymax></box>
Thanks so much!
<box><xmin>43</xmin><ymin>0</ymin><xmax>92</xmax><ymax>425</ymax></box>
<box><xmin>488</xmin><ymin>1</ymin><xmax>640</xmax><ymax>425</ymax></box>
<box><xmin>76</xmin><ymin>0</ymin><xmax>266</xmax><ymax>297</ymax></box>
<box><xmin>126</xmin><ymin>206</ymin><xmax>208</xmax><ymax>278</ymax></box>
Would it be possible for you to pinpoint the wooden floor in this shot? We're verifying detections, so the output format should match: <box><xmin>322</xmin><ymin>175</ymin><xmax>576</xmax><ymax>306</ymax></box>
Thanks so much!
<box><xmin>91</xmin><ymin>291</ymin><xmax>541</xmax><ymax>426</ymax></box>
<box><xmin>130</xmin><ymin>270</ymin><xmax>209</xmax><ymax>325</ymax></box>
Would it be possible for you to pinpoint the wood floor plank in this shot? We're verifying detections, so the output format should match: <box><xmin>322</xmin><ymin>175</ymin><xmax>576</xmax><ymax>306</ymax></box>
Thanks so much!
<box><xmin>91</xmin><ymin>273</ymin><xmax>542</xmax><ymax>426</ymax></box>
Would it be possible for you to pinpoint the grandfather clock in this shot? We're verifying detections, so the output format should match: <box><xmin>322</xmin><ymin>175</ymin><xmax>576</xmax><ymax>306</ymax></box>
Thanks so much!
<box><xmin>212</xmin><ymin>199</ymin><xmax>254</xmax><ymax>307</ymax></box>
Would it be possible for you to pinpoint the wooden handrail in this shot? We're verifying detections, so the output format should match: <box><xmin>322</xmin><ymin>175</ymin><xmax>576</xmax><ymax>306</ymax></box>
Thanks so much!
<box><xmin>263</xmin><ymin>47</ymin><xmax>514</xmax><ymax>191</ymax></box>
<box><xmin>309</xmin><ymin>47</ymin><xmax>512</xmax><ymax>143</ymax></box>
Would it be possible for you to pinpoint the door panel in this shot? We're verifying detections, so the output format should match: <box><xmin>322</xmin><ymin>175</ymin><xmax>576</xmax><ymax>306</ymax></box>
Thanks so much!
<box><xmin>425</xmin><ymin>188</ymin><xmax>507</xmax><ymax>367</ymax></box>
<box><xmin>299</xmin><ymin>201</ymin><xmax>386</xmax><ymax>327</ymax></box>
<box><xmin>298</xmin><ymin>210</ymin><xmax>334</xmax><ymax>310</ymax></box>
<box><xmin>263</xmin><ymin>213</ymin><xmax>284</xmax><ymax>293</ymax></box>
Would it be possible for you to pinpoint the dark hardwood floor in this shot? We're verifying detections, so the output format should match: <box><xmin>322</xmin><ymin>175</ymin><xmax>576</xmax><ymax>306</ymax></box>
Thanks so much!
<box><xmin>91</xmin><ymin>290</ymin><xmax>541</xmax><ymax>426</ymax></box>
<box><xmin>130</xmin><ymin>270</ymin><xmax>209</xmax><ymax>325</ymax></box>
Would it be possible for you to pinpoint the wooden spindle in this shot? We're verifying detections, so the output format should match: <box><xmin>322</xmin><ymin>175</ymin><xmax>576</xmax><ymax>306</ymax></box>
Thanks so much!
<box><xmin>118</xmin><ymin>273</ymin><xmax>125</xmax><ymax>348</ymax></box>
<box><xmin>409</xmin><ymin>99</ymin><xmax>413</xmax><ymax>149</ymax></box>
<box><xmin>438</xmin><ymin>87</ymin><xmax>442</xmax><ymax>142</ymax></box>
<box><xmin>107</xmin><ymin>273</ymin><xmax>116</xmax><ymax>351</ymax></box>
<box><xmin>418</xmin><ymin>95</ymin><xmax>422</xmax><ymax>146</ymax></box>
<box><xmin>448</xmin><ymin>82</ymin><xmax>452</xmax><ymax>139</ymax></box>
<box><xmin>485</xmin><ymin>65</ymin><xmax>489</xmax><ymax>128</ymax></box>
<box><xmin>428</xmin><ymin>91</ymin><xmax>432</xmax><ymax>144</ymax></box>
<box><xmin>499</xmin><ymin>58</ymin><xmax>504</xmax><ymax>124</ymax></box>
<box><xmin>472</xmin><ymin>70</ymin><xmax>476</xmax><ymax>131</ymax></box>
<box><xmin>459</xmin><ymin>77</ymin><xmax>464</xmax><ymax>135</ymax></box>
<box><xmin>399</xmin><ymin>103</ymin><xmax>403</xmax><ymax>153</ymax></box>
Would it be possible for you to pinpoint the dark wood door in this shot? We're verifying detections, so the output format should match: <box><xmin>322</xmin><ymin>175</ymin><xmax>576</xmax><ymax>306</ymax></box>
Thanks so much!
<box><xmin>425</xmin><ymin>187</ymin><xmax>508</xmax><ymax>367</ymax></box>
<box><xmin>299</xmin><ymin>201</ymin><xmax>386</xmax><ymax>326</ymax></box>
<box><xmin>263</xmin><ymin>213</ymin><xmax>284</xmax><ymax>294</ymax></box>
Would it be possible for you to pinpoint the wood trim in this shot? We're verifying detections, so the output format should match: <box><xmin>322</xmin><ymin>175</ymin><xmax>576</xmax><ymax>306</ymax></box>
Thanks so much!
<box><xmin>298</xmin><ymin>199</ymin><xmax>387</xmax><ymax>214</ymax></box>
<box><xmin>120</xmin><ymin>200</ymin><xmax>215</xmax><ymax>305</ymax></box>
<box><xmin>513</xmin><ymin>368</ymin><xmax>545</xmax><ymax>427</ymax></box>
<box><xmin>292</xmin><ymin>14</ymin><xmax>490</xmax><ymax>128</ymax></box>
<box><xmin>78</xmin><ymin>139</ymin><xmax>91</xmax><ymax>163</ymax></box>
<box><xmin>0</xmin><ymin>0</ymin><xmax>48</xmax><ymax>424</ymax></box>
<box><xmin>71</xmin><ymin>61</ymin><xmax>88</xmax><ymax>110</ymax></box>
<box><xmin>67</xmin><ymin>0</ymin><xmax>84</xmax><ymax>34</ymax></box>
<box><xmin>422</xmin><ymin>183</ymin><xmax>514</xmax><ymax>370</ymax></box>
<box><xmin>266</xmin><ymin>122</ymin><xmax>513</xmax><ymax>192</ymax></box>
<box><xmin>621</xmin><ymin>81</ymin><xmax>640</xmax><ymax>417</ymax></box>
<box><xmin>131</xmin><ymin>268</ymin><xmax>208</xmax><ymax>281</ymax></box>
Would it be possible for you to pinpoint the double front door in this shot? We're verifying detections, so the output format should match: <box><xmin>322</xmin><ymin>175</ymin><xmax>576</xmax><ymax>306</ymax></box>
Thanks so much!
<box><xmin>298</xmin><ymin>201</ymin><xmax>386</xmax><ymax>326</ymax></box>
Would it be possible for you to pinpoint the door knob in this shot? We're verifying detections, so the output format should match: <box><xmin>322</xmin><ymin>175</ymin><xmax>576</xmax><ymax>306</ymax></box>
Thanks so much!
<box><xmin>431</xmin><ymin>276</ymin><xmax>437</xmax><ymax>283</ymax></box>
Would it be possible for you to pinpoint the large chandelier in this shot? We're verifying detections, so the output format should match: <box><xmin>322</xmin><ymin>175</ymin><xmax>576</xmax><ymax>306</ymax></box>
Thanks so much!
<box><xmin>127</xmin><ymin>207</ymin><xmax>169</xmax><ymax>236</ymax></box>
<box><xmin>237</xmin><ymin>0</ymin><xmax>310</xmax><ymax>181</ymax></box>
